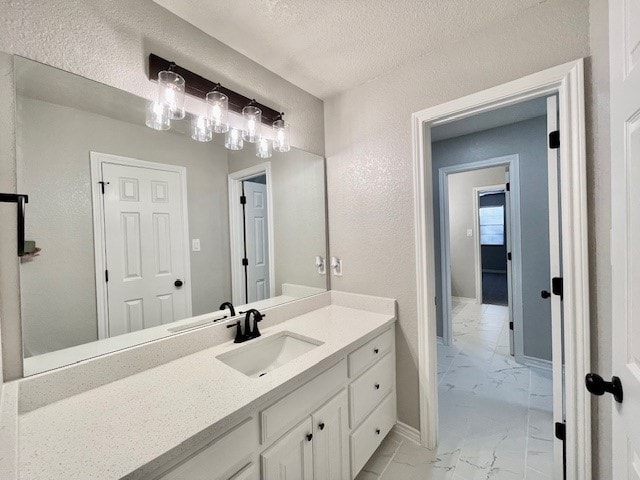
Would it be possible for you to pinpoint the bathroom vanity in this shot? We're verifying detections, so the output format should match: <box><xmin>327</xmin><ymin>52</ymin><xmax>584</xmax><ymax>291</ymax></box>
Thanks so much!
<box><xmin>0</xmin><ymin>291</ymin><xmax>396</xmax><ymax>479</ymax></box>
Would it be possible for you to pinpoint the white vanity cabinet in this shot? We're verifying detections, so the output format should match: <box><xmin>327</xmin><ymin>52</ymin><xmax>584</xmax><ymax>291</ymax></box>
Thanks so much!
<box><xmin>154</xmin><ymin>327</ymin><xmax>395</xmax><ymax>480</ymax></box>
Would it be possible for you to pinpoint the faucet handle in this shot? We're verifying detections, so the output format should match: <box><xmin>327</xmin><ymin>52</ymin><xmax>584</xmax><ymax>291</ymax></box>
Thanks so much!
<box><xmin>227</xmin><ymin>320</ymin><xmax>244</xmax><ymax>343</ymax></box>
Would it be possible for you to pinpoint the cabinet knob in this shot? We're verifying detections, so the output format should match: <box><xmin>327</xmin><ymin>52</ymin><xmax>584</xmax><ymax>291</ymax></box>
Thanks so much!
<box><xmin>318</xmin><ymin>422</ymin><xmax>325</xmax><ymax>431</ymax></box>
<box><xmin>374</xmin><ymin>347</ymin><xmax>379</xmax><ymax>354</ymax></box>
<box><xmin>374</xmin><ymin>383</ymin><xmax>380</xmax><ymax>390</ymax></box>
<box><xmin>375</xmin><ymin>428</ymin><xmax>381</xmax><ymax>435</ymax></box>
<box><xmin>306</xmin><ymin>433</ymin><xmax>313</xmax><ymax>442</ymax></box>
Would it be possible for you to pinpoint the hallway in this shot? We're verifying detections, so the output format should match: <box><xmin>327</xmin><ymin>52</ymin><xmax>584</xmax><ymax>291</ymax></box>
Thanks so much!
<box><xmin>356</xmin><ymin>300</ymin><xmax>553</xmax><ymax>479</ymax></box>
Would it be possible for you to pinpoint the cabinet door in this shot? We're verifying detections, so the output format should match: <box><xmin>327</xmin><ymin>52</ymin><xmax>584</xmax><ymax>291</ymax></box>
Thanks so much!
<box><xmin>261</xmin><ymin>418</ymin><xmax>313</xmax><ymax>480</ymax></box>
<box><xmin>312</xmin><ymin>389</ymin><xmax>349</xmax><ymax>480</ymax></box>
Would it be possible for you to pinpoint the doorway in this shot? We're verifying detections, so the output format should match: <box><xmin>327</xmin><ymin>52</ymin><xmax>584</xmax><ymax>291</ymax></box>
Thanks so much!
<box><xmin>228</xmin><ymin>163</ymin><xmax>275</xmax><ymax>306</ymax></box>
<box><xmin>90</xmin><ymin>152</ymin><xmax>193</xmax><ymax>339</ymax></box>
<box><xmin>411</xmin><ymin>60</ymin><xmax>590</xmax><ymax>479</ymax></box>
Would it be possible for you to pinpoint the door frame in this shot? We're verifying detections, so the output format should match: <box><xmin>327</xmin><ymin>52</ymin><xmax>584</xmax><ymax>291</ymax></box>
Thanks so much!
<box><xmin>472</xmin><ymin>183</ymin><xmax>507</xmax><ymax>306</ymax></box>
<box><xmin>228</xmin><ymin>162</ymin><xmax>275</xmax><ymax>306</ymax></box>
<box><xmin>437</xmin><ymin>157</ymin><xmax>520</xmax><ymax>350</ymax></box>
<box><xmin>89</xmin><ymin>152</ymin><xmax>193</xmax><ymax>339</ymax></box>
<box><xmin>412</xmin><ymin>59</ymin><xmax>590</xmax><ymax>479</ymax></box>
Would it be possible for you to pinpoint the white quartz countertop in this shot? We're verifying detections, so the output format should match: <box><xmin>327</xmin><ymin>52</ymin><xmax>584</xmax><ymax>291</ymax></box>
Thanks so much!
<box><xmin>16</xmin><ymin>303</ymin><xmax>395</xmax><ymax>479</ymax></box>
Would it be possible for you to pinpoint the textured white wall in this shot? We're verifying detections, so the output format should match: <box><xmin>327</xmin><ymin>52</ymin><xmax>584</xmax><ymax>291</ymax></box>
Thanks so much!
<box><xmin>0</xmin><ymin>0</ymin><xmax>324</xmax><ymax>380</ymax></box>
<box><xmin>447</xmin><ymin>167</ymin><xmax>506</xmax><ymax>299</ymax></box>
<box><xmin>325</xmin><ymin>0</ymin><xmax>590</xmax><ymax>437</ymax></box>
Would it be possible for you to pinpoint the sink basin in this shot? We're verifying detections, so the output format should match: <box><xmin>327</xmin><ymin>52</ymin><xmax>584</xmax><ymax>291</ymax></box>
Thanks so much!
<box><xmin>216</xmin><ymin>331</ymin><xmax>324</xmax><ymax>378</ymax></box>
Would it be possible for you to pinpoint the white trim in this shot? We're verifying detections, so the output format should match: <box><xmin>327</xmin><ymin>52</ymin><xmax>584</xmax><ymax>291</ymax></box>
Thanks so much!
<box><xmin>392</xmin><ymin>421</ymin><xmax>421</xmax><ymax>446</ymax></box>
<box><xmin>521</xmin><ymin>355</ymin><xmax>553</xmax><ymax>371</ymax></box>
<box><xmin>438</xmin><ymin>157</ymin><xmax>521</xmax><ymax>352</ymax></box>
<box><xmin>451</xmin><ymin>296</ymin><xmax>475</xmax><ymax>304</ymax></box>
<box><xmin>412</xmin><ymin>59</ymin><xmax>590</xmax><ymax>480</ymax></box>
<box><xmin>228</xmin><ymin>163</ymin><xmax>275</xmax><ymax>306</ymax></box>
<box><xmin>89</xmin><ymin>152</ymin><xmax>193</xmax><ymax>340</ymax></box>
<box><xmin>472</xmin><ymin>183</ymin><xmax>506</xmax><ymax>307</ymax></box>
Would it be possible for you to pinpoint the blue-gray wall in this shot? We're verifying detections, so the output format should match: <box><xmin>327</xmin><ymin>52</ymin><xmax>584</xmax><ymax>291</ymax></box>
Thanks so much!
<box><xmin>431</xmin><ymin>115</ymin><xmax>552</xmax><ymax>361</ymax></box>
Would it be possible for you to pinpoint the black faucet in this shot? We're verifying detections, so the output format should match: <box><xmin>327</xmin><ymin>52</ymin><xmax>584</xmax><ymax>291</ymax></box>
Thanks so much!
<box><xmin>226</xmin><ymin>309</ymin><xmax>265</xmax><ymax>343</ymax></box>
<box><xmin>219</xmin><ymin>301</ymin><xmax>236</xmax><ymax>317</ymax></box>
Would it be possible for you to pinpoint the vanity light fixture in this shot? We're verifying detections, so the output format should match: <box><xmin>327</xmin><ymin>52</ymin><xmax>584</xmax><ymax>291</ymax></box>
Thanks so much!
<box><xmin>147</xmin><ymin>54</ymin><xmax>293</xmax><ymax>151</ymax></box>
<box><xmin>145</xmin><ymin>100</ymin><xmax>171</xmax><ymax>131</ymax></box>
<box><xmin>225</xmin><ymin>127</ymin><xmax>244</xmax><ymax>151</ymax></box>
<box><xmin>242</xmin><ymin>103</ymin><xmax>262</xmax><ymax>143</ymax></box>
<box><xmin>191</xmin><ymin>115</ymin><xmax>213</xmax><ymax>142</ymax></box>
<box><xmin>273</xmin><ymin>115</ymin><xmax>291</xmax><ymax>153</ymax></box>
<box><xmin>256</xmin><ymin>137</ymin><xmax>273</xmax><ymax>158</ymax></box>
<box><xmin>206</xmin><ymin>88</ymin><xmax>229</xmax><ymax>133</ymax></box>
<box><xmin>157</xmin><ymin>69</ymin><xmax>186</xmax><ymax>120</ymax></box>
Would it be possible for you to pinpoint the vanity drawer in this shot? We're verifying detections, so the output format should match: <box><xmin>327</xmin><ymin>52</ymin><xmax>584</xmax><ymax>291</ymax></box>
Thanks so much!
<box><xmin>350</xmin><ymin>391</ymin><xmax>397</xmax><ymax>478</ymax></box>
<box><xmin>159</xmin><ymin>416</ymin><xmax>259</xmax><ymax>480</ymax></box>
<box><xmin>261</xmin><ymin>359</ymin><xmax>347</xmax><ymax>444</ymax></box>
<box><xmin>348</xmin><ymin>328</ymin><xmax>394</xmax><ymax>378</ymax></box>
<box><xmin>349</xmin><ymin>351</ymin><xmax>395</xmax><ymax>427</ymax></box>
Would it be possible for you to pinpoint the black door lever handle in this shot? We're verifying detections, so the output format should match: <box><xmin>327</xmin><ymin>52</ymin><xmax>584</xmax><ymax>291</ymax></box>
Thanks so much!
<box><xmin>585</xmin><ymin>373</ymin><xmax>623</xmax><ymax>403</ymax></box>
<box><xmin>541</xmin><ymin>290</ymin><xmax>551</xmax><ymax>299</ymax></box>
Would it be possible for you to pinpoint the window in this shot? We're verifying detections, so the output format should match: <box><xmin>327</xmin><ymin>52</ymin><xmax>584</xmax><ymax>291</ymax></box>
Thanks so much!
<box><xmin>479</xmin><ymin>205</ymin><xmax>504</xmax><ymax>245</ymax></box>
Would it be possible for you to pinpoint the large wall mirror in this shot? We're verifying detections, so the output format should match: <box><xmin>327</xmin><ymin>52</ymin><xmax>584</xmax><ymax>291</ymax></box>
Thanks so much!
<box><xmin>13</xmin><ymin>56</ymin><xmax>328</xmax><ymax>375</ymax></box>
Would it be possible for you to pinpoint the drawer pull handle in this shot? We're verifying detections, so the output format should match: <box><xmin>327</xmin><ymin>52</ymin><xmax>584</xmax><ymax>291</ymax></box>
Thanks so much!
<box><xmin>374</xmin><ymin>383</ymin><xmax>380</xmax><ymax>390</ymax></box>
<box><xmin>318</xmin><ymin>422</ymin><xmax>325</xmax><ymax>431</ymax></box>
<box><xmin>374</xmin><ymin>348</ymin><xmax>379</xmax><ymax>354</ymax></box>
<box><xmin>306</xmin><ymin>433</ymin><xmax>313</xmax><ymax>442</ymax></box>
<box><xmin>375</xmin><ymin>428</ymin><xmax>381</xmax><ymax>435</ymax></box>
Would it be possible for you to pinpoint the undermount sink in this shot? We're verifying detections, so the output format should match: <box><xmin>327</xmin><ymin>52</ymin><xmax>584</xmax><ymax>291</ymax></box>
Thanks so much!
<box><xmin>216</xmin><ymin>331</ymin><xmax>324</xmax><ymax>378</ymax></box>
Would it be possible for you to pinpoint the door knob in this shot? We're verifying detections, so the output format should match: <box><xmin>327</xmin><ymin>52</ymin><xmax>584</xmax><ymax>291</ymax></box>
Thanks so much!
<box><xmin>585</xmin><ymin>373</ymin><xmax>623</xmax><ymax>403</ymax></box>
<box><xmin>174</xmin><ymin>279</ymin><xmax>184</xmax><ymax>287</ymax></box>
<box><xmin>541</xmin><ymin>290</ymin><xmax>551</xmax><ymax>299</ymax></box>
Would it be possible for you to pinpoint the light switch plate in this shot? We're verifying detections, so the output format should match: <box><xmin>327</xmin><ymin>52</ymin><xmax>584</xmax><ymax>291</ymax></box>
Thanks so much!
<box><xmin>192</xmin><ymin>239</ymin><xmax>201</xmax><ymax>251</ymax></box>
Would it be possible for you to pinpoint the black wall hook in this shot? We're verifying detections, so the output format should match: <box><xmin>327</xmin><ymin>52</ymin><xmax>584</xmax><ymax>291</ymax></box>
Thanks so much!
<box><xmin>0</xmin><ymin>193</ymin><xmax>29</xmax><ymax>257</ymax></box>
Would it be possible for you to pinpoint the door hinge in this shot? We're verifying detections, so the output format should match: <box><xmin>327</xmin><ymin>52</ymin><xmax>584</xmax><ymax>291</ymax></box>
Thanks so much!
<box><xmin>506</xmin><ymin>182</ymin><xmax>510</xmax><ymax>192</ymax></box>
<box><xmin>105</xmin><ymin>270</ymin><xmax>109</xmax><ymax>282</ymax></box>
<box><xmin>509</xmin><ymin>321</ymin><xmax>514</xmax><ymax>331</ymax></box>
<box><xmin>98</xmin><ymin>181</ymin><xmax>110</xmax><ymax>194</ymax></box>
<box><xmin>549</xmin><ymin>130</ymin><xmax>560</xmax><ymax>149</ymax></box>
<box><xmin>240</xmin><ymin>195</ymin><xmax>246</xmax><ymax>205</ymax></box>
<box><xmin>242</xmin><ymin>258</ymin><xmax>249</xmax><ymax>267</ymax></box>
<box><xmin>552</xmin><ymin>277</ymin><xmax>563</xmax><ymax>299</ymax></box>
<box><xmin>507</xmin><ymin>252</ymin><xmax>512</xmax><ymax>261</ymax></box>
<box><xmin>555</xmin><ymin>421</ymin><xmax>566</xmax><ymax>441</ymax></box>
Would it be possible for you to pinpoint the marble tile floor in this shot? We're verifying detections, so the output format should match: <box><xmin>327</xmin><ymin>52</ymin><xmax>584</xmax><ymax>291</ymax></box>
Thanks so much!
<box><xmin>356</xmin><ymin>300</ymin><xmax>554</xmax><ymax>480</ymax></box>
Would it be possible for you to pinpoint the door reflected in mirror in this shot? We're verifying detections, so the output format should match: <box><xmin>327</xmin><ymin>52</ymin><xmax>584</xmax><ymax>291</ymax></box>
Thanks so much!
<box><xmin>13</xmin><ymin>55</ymin><xmax>328</xmax><ymax>375</ymax></box>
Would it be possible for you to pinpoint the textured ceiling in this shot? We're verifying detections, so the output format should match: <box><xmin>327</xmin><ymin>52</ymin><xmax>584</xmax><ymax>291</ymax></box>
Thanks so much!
<box><xmin>153</xmin><ymin>0</ymin><xmax>545</xmax><ymax>99</ymax></box>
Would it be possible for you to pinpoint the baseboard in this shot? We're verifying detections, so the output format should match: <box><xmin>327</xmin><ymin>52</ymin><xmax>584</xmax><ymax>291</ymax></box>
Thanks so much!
<box><xmin>392</xmin><ymin>421</ymin><xmax>421</xmax><ymax>445</ymax></box>
<box><xmin>451</xmin><ymin>296</ymin><xmax>476</xmax><ymax>304</ymax></box>
<box><xmin>521</xmin><ymin>355</ymin><xmax>552</xmax><ymax>371</ymax></box>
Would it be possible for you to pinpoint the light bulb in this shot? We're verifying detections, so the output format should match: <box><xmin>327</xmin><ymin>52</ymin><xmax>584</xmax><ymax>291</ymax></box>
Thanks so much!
<box><xmin>225</xmin><ymin>127</ymin><xmax>244</xmax><ymax>150</ymax></box>
<box><xmin>158</xmin><ymin>70</ymin><xmax>185</xmax><ymax>120</ymax></box>
<box><xmin>273</xmin><ymin>119</ymin><xmax>291</xmax><ymax>152</ymax></box>
<box><xmin>242</xmin><ymin>105</ymin><xmax>261</xmax><ymax>143</ymax></box>
<box><xmin>206</xmin><ymin>91</ymin><xmax>229</xmax><ymax>133</ymax></box>
<box><xmin>145</xmin><ymin>100</ymin><xmax>170</xmax><ymax>130</ymax></box>
<box><xmin>191</xmin><ymin>115</ymin><xmax>212</xmax><ymax>142</ymax></box>
<box><xmin>256</xmin><ymin>137</ymin><xmax>273</xmax><ymax>158</ymax></box>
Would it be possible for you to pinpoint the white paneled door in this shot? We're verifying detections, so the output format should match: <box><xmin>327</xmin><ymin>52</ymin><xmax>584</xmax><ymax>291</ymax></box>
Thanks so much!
<box><xmin>100</xmin><ymin>159</ymin><xmax>191</xmax><ymax>337</ymax></box>
<box><xmin>611</xmin><ymin>2</ymin><xmax>640</xmax><ymax>479</ymax></box>
<box><xmin>243</xmin><ymin>180</ymin><xmax>270</xmax><ymax>303</ymax></box>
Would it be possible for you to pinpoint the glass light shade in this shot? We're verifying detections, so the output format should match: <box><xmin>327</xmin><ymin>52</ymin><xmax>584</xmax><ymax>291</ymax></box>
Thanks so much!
<box><xmin>242</xmin><ymin>105</ymin><xmax>261</xmax><ymax>143</ymax></box>
<box><xmin>145</xmin><ymin>100</ymin><xmax>171</xmax><ymax>130</ymax></box>
<box><xmin>225</xmin><ymin>127</ymin><xmax>244</xmax><ymax>151</ymax></box>
<box><xmin>206</xmin><ymin>91</ymin><xmax>229</xmax><ymax>133</ymax></box>
<box><xmin>256</xmin><ymin>137</ymin><xmax>273</xmax><ymax>159</ymax></box>
<box><xmin>158</xmin><ymin>70</ymin><xmax>185</xmax><ymax>120</ymax></box>
<box><xmin>190</xmin><ymin>115</ymin><xmax>213</xmax><ymax>142</ymax></box>
<box><xmin>273</xmin><ymin>119</ymin><xmax>291</xmax><ymax>152</ymax></box>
